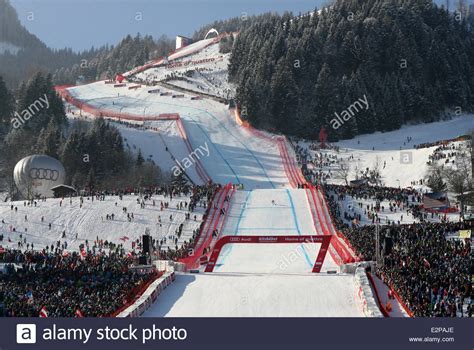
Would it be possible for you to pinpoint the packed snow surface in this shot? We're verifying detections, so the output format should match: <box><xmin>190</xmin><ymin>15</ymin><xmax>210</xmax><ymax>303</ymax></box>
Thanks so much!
<box><xmin>143</xmin><ymin>189</ymin><xmax>365</xmax><ymax>317</ymax></box>
<box><xmin>67</xmin><ymin>82</ymin><xmax>288</xmax><ymax>189</ymax></box>
<box><xmin>216</xmin><ymin>189</ymin><xmax>339</xmax><ymax>274</ymax></box>
<box><xmin>301</xmin><ymin>115</ymin><xmax>473</xmax><ymax>189</ymax></box>
<box><xmin>143</xmin><ymin>272</ymin><xmax>363</xmax><ymax>317</ymax></box>
<box><xmin>0</xmin><ymin>194</ymin><xmax>204</xmax><ymax>252</ymax></box>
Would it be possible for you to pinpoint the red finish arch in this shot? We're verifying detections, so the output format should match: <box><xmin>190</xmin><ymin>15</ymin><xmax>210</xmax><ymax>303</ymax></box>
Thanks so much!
<box><xmin>204</xmin><ymin>235</ymin><xmax>331</xmax><ymax>273</ymax></box>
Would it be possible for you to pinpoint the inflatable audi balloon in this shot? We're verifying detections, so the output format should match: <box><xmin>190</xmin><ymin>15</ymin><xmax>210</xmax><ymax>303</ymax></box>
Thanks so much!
<box><xmin>13</xmin><ymin>155</ymin><xmax>66</xmax><ymax>198</ymax></box>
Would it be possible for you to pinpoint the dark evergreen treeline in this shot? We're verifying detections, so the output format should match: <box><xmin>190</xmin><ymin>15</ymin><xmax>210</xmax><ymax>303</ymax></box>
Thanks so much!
<box><xmin>0</xmin><ymin>46</ymin><xmax>102</xmax><ymax>88</ymax></box>
<box><xmin>0</xmin><ymin>73</ymin><xmax>164</xmax><ymax>196</ymax></box>
<box><xmin>53</xmin><ymin>34</ymin><xmax>174</xmax><ymax>85</ymax></box>
<box><xmin>229</xmin><ymin>0</ymin><xmax>474</xmax><ymax>141</ymax></box>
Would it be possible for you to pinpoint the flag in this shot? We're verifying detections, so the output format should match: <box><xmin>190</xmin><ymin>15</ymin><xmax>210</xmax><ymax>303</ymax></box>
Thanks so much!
<box><xmin>75</xmin><ymin>309</ymin><xmax>84</xmax><ymax>318</ymax></box>
<box><xmin>39</xmin><ymin>306</ymin><xmax>48</xmax><ymax>318</ymax></box>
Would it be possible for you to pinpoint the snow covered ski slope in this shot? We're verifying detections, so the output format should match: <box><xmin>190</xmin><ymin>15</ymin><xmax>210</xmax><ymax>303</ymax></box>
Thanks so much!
<box><xmin>62</xmin><ymin>38</ymin><xmax>368</xmax><ymax>318</ymax></box>
<box><xmin>143</xmin><ymin>188</ymin><xmax>365</xmax><ymax>317</ymax></box>
<box><xmin>143</xmin><ymin>272</ymin><xmax>363</xmax><ymax>317</ymax></box>
<box><xmin>0</xmin><ymin>194</ymin><xmax>205</xmax><ymax>252</ymax></box>
<box><xmin>67</xmin><ymin>82</ymin><xmax>288</xmax><ymax>189</ymax></box>
<box><xmin>215</xmin><ymin>189</ymin><xmax>339</xmax><ymax>273</ymax></box>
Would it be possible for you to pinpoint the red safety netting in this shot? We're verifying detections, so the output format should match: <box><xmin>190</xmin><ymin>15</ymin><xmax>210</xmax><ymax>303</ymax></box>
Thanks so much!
<box><xmin>305</xmin><ymin>184</ymin><xmax>358</xmax><ymax>264</ymax></box>
<box><xmin>179</xmin><ymin>184</ymin><xmax>233</xmax><ymax>270</ymax></box>
<box><xmin>57</xmin><ymin>87</ymin><xmax>179</xmax><ymax>122</ymax></box>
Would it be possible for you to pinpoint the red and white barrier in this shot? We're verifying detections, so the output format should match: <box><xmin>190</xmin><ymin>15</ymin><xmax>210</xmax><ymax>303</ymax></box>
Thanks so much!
<box><xmin>315</xmin><ymin>186</ymin><xmax>358</xmax><ymax>262</ymax></box>
<box><xmin>354</xmin><ymin>267</ymin><xmax>384</xmax><ymax>317</ymax></box>
<box><xmin>305</xmin><ymin>185</ymin><xmax>357</xmax><ymax>265</ymax></box>
<box><xmin>367</xmin><ymin>272</ymin><xmax>413</xmax><ymax>317</ymax></box>
<box><xmin>57</xmin><ymin>87</ymin><xmax>215</xmax><ymax>185</ymax></box>
<box><xmin>165</xmin><ymin>56</ymin><xmax>224</xmax><ymax>70</ymax></box>
<box><xmin>116</xmin><ymin>270</ymin><xmax>176</xmax><ymax>318</ymax></box>
<box><xmin>279</xmin><ymin>137</ymin><xmax>307</xmax><ymax>187</ymax></box>
<box><xmin>57</xmin><ymin>88</ymin><xmax>179</xmax><ymax>122</ymax></box>
<box><xmin>216</xmin><ymin>185</ymin><xmax>236</xmax><ymax>240</ymax></box>
<box><xmin>205</xmin><ymin>235</ymin><xmax>331</xmax><ymax>273</ymax></box>
<box><xmin>233</xmin><ymin>108</ymin><xmax>306</xmax><ymax>188</ymax></box>
<box><xmin>122</xmin><ymin>34</ymin><xmax>225</xmax><ymax>78</ymax></box>
<box><xmin>179</xmin><ymin>184</ymin><xmax>233</xmax><ymax>270</ymax></box>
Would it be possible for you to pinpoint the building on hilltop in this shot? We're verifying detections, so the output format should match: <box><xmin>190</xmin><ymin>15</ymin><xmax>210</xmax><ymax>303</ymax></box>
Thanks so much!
<box><xmin>176</xmin><ymin>35</ymin><xmax>193</xmax><ymax>50</ymax></box>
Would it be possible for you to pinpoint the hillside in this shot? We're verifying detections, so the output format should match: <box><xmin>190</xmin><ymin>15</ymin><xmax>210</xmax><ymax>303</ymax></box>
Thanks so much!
<box><xmin>298</xmin><ymin>115</ymin><xmax>473</xmax><ymax>189</ymax></box>
<box><xmin>230</xmin><ymin>0</ymin><xmax>474</xmax><ymax>141</ymax></box>
<box><xmin>0</xmin><ymin>0</ymin><xmax>174</xmax><ymax>87</ymax></box>
<box><xmin>0</xmin><ymin>0</ymin><xmax>44</xmax><ymax>49</ymax></box>
<box><xmin>0</xmin><ymin>192</ymin><xmax>205</xmax><ymax>253</ymax></box>
<box><xmin>0</xmin><ymin>0</ymin><xmax>93</xmax><ymax>87</ymax></box>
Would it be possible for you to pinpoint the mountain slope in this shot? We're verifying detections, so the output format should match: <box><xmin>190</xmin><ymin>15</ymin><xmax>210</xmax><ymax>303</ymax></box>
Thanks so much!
<box><xmin>230</xmin><ymin>0</ymin><xmax>474</xmax><ymax>141</ymax></box>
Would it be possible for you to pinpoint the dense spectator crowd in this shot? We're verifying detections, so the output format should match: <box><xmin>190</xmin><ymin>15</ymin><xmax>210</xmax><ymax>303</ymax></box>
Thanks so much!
<box><xmin>427</xmin><ymin>143</ymin><xmax>464</xmax><ymax>165</ymax></box>
<box><xmin>0</xmin><ymin>249</ymin><xmax>158</xmax><ymax>317</ymax></box>
<box><xmin>325</xmin><ymin>184</ymin><xmax>428</xmax><ymax>225</ymax></box>
<box><xmin>0</xmin><ymin>182</ymin><xmax>221</xmax><ymax>318</ymax></box>
<box><xmin>378</xmin><ymin>222</ymin><xmax>471</xmax><ymax>317</ymax></box>
<box><xmin>414</xmin><ymin>136</ymin><xmax>469</xmax><ymax>150</ymax></box>
<box><xmin>325</xmin><ymin>184</ymin><xmax>422</xmax><ymax>204</ymax></box>
<box><xmin>322</xmin><ymin>185</ymin><xmax>472</xmax><ymax>317</ymax></box>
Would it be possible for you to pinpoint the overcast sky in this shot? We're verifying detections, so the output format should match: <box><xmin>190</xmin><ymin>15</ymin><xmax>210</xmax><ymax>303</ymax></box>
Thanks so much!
<box><xmin>10</xmin><ymin>0</ymin><xmax>330</xmax><ymax>51</ymax></box>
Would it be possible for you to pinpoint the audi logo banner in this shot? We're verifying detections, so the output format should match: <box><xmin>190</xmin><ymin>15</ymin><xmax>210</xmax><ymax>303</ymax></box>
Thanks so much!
<box><xmin>29</xmin><ymin>168</ymin><xmax>60</xmax><ymax>181</ymax></box>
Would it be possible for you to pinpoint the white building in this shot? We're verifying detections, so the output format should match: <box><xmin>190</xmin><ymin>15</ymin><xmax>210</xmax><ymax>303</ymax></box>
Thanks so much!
<box><xmin>175</xmin><ymin>35</ymin><xmax>192</xmax><ymax>50</ymax></box>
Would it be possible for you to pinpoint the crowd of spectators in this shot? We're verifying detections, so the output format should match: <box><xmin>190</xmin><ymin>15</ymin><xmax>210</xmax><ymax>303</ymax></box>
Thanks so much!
<box><xmin>0</xmin><ymin>249</ymin><xmax>158</xmax><ymax>317</ymax></box>
<box><xmin>378</xmin><ymin>222</ymin><xmax>471</xmax><ymax>317</ymax></box>
<box><xmin>1</xmin><ymin>182</ymin><xmax>217</xmax><ymax>257</ymax></box>
<box><xmin>325</xmin><ymin>184</ymin><xmax>422</xmax><ymax>204</ymax></box>
<box><xmin>325</xmin><ymin>184</ymin><xmax>428</xmax><ymax>225</ymax></box>
<box><xmin>0</xmin><ymin>181</ymin><xmax>221</xmax><ymax>318</ymax></box>
<box><xmin>414</xmin><ymin>136</ymin><xmax>469</xmax><ymax>150</ymax></box>
<box><xmin>427</xmin><ymin>143</ymin><xmax>463</xmax><ymax>165</ymax></box>
<box><xmin>322</xmin><ymin>185</ymin><xmax>472</xmax><ymax>317</ymax></box>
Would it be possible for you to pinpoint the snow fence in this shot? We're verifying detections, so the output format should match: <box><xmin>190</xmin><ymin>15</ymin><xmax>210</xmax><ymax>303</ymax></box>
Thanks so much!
<box><xmin>354</xmin><ymin>267</ymin><xmax>384</xmax><ymax>318</ymax></box>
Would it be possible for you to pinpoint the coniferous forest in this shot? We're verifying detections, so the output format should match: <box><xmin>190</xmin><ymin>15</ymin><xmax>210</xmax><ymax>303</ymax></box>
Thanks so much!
<box><xmin>229</xmin><ymin>0</ymin><xmax>474</xmax><ymax>141</ymax></box>
<box><xmin>1</xmin><ymin>0</ymin><xmax>473</xmax><ymax>194</ymax></box>
<box><xmin>0</xmin><ymin>73</ymin><xmax>164</xmax><ymax>196</ymax></box>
